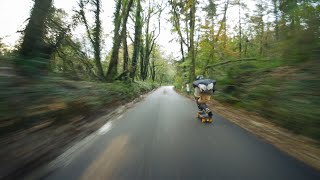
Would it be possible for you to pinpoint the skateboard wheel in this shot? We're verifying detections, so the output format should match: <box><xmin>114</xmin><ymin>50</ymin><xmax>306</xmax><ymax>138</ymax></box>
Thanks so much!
<box><xmin>201</xmin><ymin>119</ymin><xmax>206</xmax><ymax>123</ymax></box>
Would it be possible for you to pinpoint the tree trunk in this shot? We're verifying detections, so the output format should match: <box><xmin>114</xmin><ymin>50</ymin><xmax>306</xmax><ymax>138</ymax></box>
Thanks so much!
<box><xmin>107</xmin><ymin>0</ymin><xmax>134</xmax><ymax>81</ymax></box>
<box><xmin>238</xmin><ymin>0</ymin><xmax>242</xmax><ymax>58</ymax></box>
<box><xmin>141</xmin><ymin>11</ymin><xmax>151</xmax><ymax>81</ymax></box>
<box><xmin>189</xmin><ymin>0</ymin><xmax>196</xmax><ymax>81</ymax></box>
<box><xmin>180</xmin><ymin>41</ymin><xmax>185</xmax><ymax>62</ymax></box>
<box><xmin>273</xmin><ymin>0</ymin><xmax>279</xmax><ymax>40</ymax></box>
<box><xmin>260</xmin><ymin>20</ymin><xmax>264</xmax><ymax>56</ymax></box>
<box><xmin>244</xmin><ymin>37</ymin><xmax>248</xmax><ymax>57</ymax></box>
<box><xmin>130</xmin><ymin>0</ymin><xmax>143</xmax><ymax>80</ymax></box>
<box><xmin>78</xmin><ymin>0</ymin><xmax>104</xmax><ymax>80</ymax></box>
<box><xmin>20</xmin><ymin>0</ymin><xmax>53</xmax><ymax>58</ymax></box>
<box><xmin>122</xmin><ymin>25</ymin><xmax>129</xmax><ymax>81</ymax></box>
<box><xmin>93</xmin><ymin>0</ymin><xmax>105</xmax><ymax>80</ymax></box>
<box><xmin>223</xmin><ymin>0</ymin><xmax>229</xmax><ymax>48</ymax></box>
<box><xmin>106</xmin><ymin>0</ymin><xmax>123</xmax><ymax>81</ymax></box>
<box><xmin>142</xmin><ymin>9</ymin><xmax>151</xmax><ymax>81</ymax></box>
<box><xmin>18</xmin><ymin>0</ymin><xmax>53</xmax><ymax>76</ymax></box>
<box><xmin>185</xmin><ymin>16</ymin><xmax>190</xmax><ymax>52</ymax></box>
<box><xmin>141</xmin><ymin>1</ymin><xmax>162</xmax><ymax>81</ymax></box>
<box><xmin>170</xmin><ymin>0</ymin><xmax>187</xmax><ymax>61</ymax></box>
<box><xmin>151</xmin><ymin>51</ymin><xmax>156</xmax><ymax>82</ymax></box>
<box><xmin>202</xmin><ymin>52</ymin><xmax>213</xmax><ymax>76</ymax></box>
<box><xmin>215</xmin><ymin>0</ymin><xmax>229</xmax><ymax>42</ymax></box>
<box><xmin>202</xmin><ymin>17</ymin><xmax>215</xmax><ymax>76</ymax></box>
<box><xmin>140</xmin><ymin>41</ymin><xmax>145</xmax><ymax>80</ymax></box>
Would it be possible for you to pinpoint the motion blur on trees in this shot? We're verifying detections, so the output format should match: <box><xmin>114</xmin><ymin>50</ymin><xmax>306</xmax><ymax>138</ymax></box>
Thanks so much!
<box><xmin>171</xmin><ymin>0</ymin><xmax>320</xmax><ymax>140</ymax></box>
<box><xmin>5</xmin><ymin>0</ymin><xmax>172</xmax><ymax>82</ymax></box>
<box><xmin>0</xmin><ymin>0</ymin><xmax>319</xmax><ymax>178</ymax></box>
<box><xmin>0</xmin><ymin>0</ymin><xmax>175</xmax><ymax>178</ymax></box>
<box><xmin>0</xmin><ymin>0</ymin><xmax>319</xmax><ymax>174</ymax></box>
<box><xmin>0</xmin><ymin>0</ymin><xmax>178</xmax><ymax>128</ymax></box>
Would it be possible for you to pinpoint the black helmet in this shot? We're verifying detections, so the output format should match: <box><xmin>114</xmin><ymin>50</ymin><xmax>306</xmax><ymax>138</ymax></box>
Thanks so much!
<box><xmin>196</xmin><ymin>75</ymin><xmax>204</xmax><ymax>80</ymax></box>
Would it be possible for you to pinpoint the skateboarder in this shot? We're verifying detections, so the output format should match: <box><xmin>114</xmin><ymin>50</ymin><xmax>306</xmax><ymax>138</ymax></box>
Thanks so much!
<box><xmin>186</xmin><ymin>83</ymin><xmax>191</xmax><ymax>94</ymax></box>
<box><xmin>192</xmin><ymin>75</ymin><xmax>216</xmax><ymax>118</ymax></box>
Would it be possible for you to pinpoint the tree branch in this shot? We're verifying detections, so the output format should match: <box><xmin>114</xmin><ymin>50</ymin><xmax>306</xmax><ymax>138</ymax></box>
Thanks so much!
<box><xmin>207</xmin><ymin>58</ymin><xmax>258</xmax><ymax>69</ymax></box>
<box><xmin>78</xmin><ymin>0</ymin><xmax>95</xmax><ymax>45</ymax></box>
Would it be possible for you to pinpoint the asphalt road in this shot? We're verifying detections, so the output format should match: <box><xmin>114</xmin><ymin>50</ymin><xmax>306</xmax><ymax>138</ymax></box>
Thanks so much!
<box><xmin>38</xmin><ymin>86</ymin><xmax>319</xmax><ymax>180</ymax></box>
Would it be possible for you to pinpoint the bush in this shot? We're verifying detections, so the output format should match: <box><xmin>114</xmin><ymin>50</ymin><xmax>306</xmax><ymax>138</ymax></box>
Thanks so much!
<box><xmin>211</xmin><ymin>59</ymin><xmax>320</xmax><ymax>141</ymax></box>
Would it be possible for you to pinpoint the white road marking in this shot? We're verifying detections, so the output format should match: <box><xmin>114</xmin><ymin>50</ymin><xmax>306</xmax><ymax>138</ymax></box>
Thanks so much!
<box><xmin>98</xmin><ymin>121</ymin><xmax>113</xmax><ymax>135</ymax></box>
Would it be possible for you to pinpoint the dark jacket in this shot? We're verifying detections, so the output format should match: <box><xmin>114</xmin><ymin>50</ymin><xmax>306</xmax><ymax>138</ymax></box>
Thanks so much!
<box><xmin>193</xmin><ymin>79</ymin><xmax>216</xmax><ymax>93</ymax></box>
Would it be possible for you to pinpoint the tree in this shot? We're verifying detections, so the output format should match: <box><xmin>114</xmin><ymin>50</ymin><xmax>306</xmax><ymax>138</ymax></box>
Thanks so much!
<box><xmin>76</xmin><ymin>0</ymin><xmax>105</xmax><ymax>80</ymax></box>
<box><xmin>18</xmin><ymin>0</ymin><xmax>53</xmax><ymax>76</ymax></box>
<box><xmin>221</xmin><ymin>0</ymin><xmax>230</xmax><ymax>48</ymax></box>
<box><xmin>0</xmin><ymin>38</ymin><xmax>9</xmax><ymax>55</ymax></box>
<box><xmin>272</xmin><ymin>0</ymin><xmax>279</xmax><ymax>40</ymax></box>
<box><xmin>199</xmin><ymin>0</ymin><xmax>217</xmax><ymax>75</ymax></box>
<box><xmin>45</xmin><ymin>8</ymin><xmax>74</xmax><ymax>63</ymax></box>
<box><xmin>140</xmin><ymin>0</ymin><xmax>163</xmax><ymax>81</ymax></box>
<box><xmin>20</xmin><ymin>0</ymin><xmax>53</xmax><ymax>58</ymax></box>
<box><xmin>130</xmin><ymin>0</ymin><xmax>143</xmax><ymax>80</ymax></box>
<box><xmin>189</xmin><ymin>0</ymin><xmax>197</xmax><ymax>81</ymax></box>
<box><xmin>241</xmin><ymin>0</ymin><xmax>268</xmax><ymax>57</ymax></box>
<box><xmin>122</xmin><ymin>24</ymin><xmax>130</xmax><ymax>81</ymax></box>
<box><xmin>238</xmin><ymin>0</ymin><xmax>242</xmax><ymax>57</ymax></box>
<box><xmin>150</xmin><ymin>47</ymin><xmax>157</xmax><ymax>82</ymax></box>
<box><xmin>169</xmin><ymin>0</ymin><xmax>197</xmax><ymax>81</ymax></box>
<box><xmin>52</xmin><ymin>33</ymin><xmax>98</xmax><ymax>80</ymax></box>
<box><xmin>169</xmin><ymin>0</ymin><xmax>189</xmax><ymax>62</ymax></box>
<box><xmin>254</xmin><ymin>2</ymin><xmax>266</xmax><ymax>56</ymax></box>
<box><xmin>107</xmin><ymin>0</ymin><xmax>134</xmax><ymax>81</ymax></box>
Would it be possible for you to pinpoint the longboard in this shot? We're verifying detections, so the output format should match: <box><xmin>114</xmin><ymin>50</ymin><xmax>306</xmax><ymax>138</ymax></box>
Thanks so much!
<box><xmin>197</xmin><ymin>112</ymin><xmax>213</xmax><ymax>123</ymax></box>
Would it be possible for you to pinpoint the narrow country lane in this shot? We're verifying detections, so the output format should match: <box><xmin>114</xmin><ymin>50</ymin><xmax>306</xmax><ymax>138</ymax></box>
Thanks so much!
<box><xmin>32</xmin><ymin>86</ymin><xmax>319</xmax><ymax>180</ymax></box>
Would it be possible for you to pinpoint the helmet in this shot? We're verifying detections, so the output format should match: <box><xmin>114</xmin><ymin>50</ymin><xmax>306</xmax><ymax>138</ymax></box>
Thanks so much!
<box><xmin>196</xmin><ymin>75</ymin><xmax>204</xmax><ymax>80</ymax></box>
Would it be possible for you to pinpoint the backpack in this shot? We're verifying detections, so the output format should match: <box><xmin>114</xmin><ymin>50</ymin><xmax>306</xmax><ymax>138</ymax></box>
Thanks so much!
<box><xmin>193</xmin><ymin>79</ymin><xmax>216</xmax><ymax>93</ymax></box>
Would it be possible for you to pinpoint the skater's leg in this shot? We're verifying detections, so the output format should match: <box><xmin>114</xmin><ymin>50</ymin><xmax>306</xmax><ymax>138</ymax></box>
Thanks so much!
<box><xmin>197</xmin><ymin>93</ymin><xmax>213</xmax><ymax>117</ymax></box>
<box><xmin>199</xmin><ymin>103</ymin><xmax>207</xmax><ymax>111</ymax></box>
<box><xmin>194</xmin><ymin>87</ymin><xmax>202</xmax><ymax>111</ymax></box>
<box><xmin>195</xmin><ymin>97</ymin><xmax>203</xmax><ymax>111</ymax></box>
<box><xmin>199</xmin><ymin>102</ymin><xmax>213</xmax><ymax>117</ymax></box>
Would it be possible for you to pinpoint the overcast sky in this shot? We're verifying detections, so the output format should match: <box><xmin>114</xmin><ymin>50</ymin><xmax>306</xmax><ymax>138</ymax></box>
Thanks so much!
<box><xmin>0</xmin><ymin>0</ymin><xmax>258</xmax><ymax>58</ymax></box>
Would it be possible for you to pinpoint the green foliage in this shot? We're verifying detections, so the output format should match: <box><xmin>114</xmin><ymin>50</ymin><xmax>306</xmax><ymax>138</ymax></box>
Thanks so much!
<box><xmin>173</xmin><ymin>0</ymin><xmax>320</xmax><ymax>140</ymax></box>
<box><xmin>15</xmin><ymin>56</ymin><xmax>49</xmax><ymax>78</ymax></box>
<box><xmin>213</xmin><ymin>60</ymin><xmax>320</xmax><ymax>140</ymax></box>
<box><xmin>0</xmin><ymin>38</ymin><xmax>8</xmax><ymax>55</ymax></box>
<box><xmin>130</xmin><ymin>0</ymin><xmax>143</xmax><ymax>80</ymax></box>
<box><xmin>19</xmin><ymin>0</ymin><xmax>53</xmax><ymax>69</ymax></box>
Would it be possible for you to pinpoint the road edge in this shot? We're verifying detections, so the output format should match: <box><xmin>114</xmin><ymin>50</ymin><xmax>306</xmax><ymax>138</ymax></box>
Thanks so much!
<box><xmin>176</xmin><ymin>90</ymin><xmax>320</xmax><ymax>171</ymax></box>
<box><xmin>15</xmin><ymin>87</ymin><xmax>160</xmax><ymax>180</ymax></box>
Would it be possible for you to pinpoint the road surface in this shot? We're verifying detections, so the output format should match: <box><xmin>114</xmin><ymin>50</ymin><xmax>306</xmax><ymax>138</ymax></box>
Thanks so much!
<box><xmin>35</xmin><ymin>86</ymin><xmax>319</xmax><ymax>180</ymax></box>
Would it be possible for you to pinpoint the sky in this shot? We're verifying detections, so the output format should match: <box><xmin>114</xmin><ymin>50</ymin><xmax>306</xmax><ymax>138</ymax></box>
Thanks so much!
<box><xmin>0</xmin><ymin>0</ymin><xmax>178</xmax><ymax>56</ymax></box>
<box><xmin>0</xmin><ymin>0</ymin><xmax>258</xmax><ymax>58</ymax></box>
